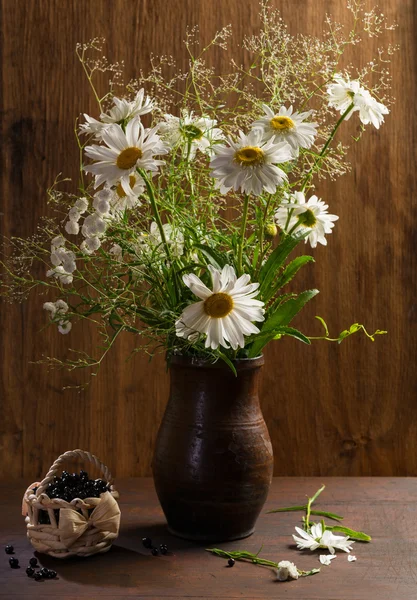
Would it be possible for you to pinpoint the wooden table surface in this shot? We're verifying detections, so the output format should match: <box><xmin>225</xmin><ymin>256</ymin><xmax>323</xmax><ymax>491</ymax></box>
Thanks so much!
<box><xmin>0</xmin><ymin>477</ymin><xmax>416</xmax><ymax>599</ymax></box>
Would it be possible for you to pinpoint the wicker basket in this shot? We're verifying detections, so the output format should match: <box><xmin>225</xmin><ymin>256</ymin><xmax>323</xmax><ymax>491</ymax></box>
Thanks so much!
<box><xmin>22</xmin><ymin>449</ymin><xmax>120</xmax><ymax>558</ymax></box>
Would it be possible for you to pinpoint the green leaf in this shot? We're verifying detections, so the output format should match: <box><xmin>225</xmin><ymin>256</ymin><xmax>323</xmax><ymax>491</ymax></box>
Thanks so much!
<box><xmin>259</xmin><ymin>233</ymin><xmax>306</xmax><ymax>300</ymax></box>
<box><xmin>327</xmin><ymin>525</ymin><xmax>371</xmax><ymax>542</ymax></box>
<box><xmin>248</xmin><ymin>319</ymin><xmax>314</xmax><ymax>358</ymax></box>
<box><xmin>274</xmin><ymin>255</ymin><xmax>315</xmax><ymax>290</ymax></box>
<box><xmin>273</xmin><ymin>326</ymin><xmax>311</xmax><ymax>344</ymax></box>
<box><xmin>264</xmin><ymin>289</ymin><xmax>319</xmax><ymax>332</ymax></box>
<box><xmin>218</xmin><ymin>352</ymin><xmax>237</xmax><ymax>377</ymax></box>
<box><xmin>193</xmin><ymin>244</ymin><xmax>227</xmax><ymax>269</ymax></box>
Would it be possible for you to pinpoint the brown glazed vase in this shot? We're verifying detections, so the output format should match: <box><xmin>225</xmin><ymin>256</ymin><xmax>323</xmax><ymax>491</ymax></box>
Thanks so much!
<box><xmin>152</xmin><ymin>355</ymin><xmax>274</xmax><ymax>542</ymax></box>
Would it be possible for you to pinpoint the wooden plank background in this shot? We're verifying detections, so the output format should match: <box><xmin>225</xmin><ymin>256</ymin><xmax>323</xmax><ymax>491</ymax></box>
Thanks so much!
<box><xmin>0</xmin><ymin>0</ymin><xmax>416</xmax><ymax>480</ymax></box>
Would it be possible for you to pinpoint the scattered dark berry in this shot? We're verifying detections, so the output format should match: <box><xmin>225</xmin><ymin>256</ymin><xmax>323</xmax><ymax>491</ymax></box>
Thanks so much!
<box><xmin>40</xmin><ymin>567</ymin><xmax>49</xmax><ymax>577</ymax></box>
<box><xmin>5</xmin><ymin>544</ymin><xmax>14</xmax><ymax>554</ymax></box>
<box><xmin>228</xmin><ymin>558</ymin><xmax>235</xmax><ymax>567</ymax></box>
<box><xmin>26</xmin><ymin>566</ymin><xmax>35</xmax><ymax>577</ymax></box>
<box><xmin>9</xmin><ymin>557</ymin><xmax>19</xmax><ymax>569</ymax></box>
<box><xmin>151</xmin><ymin>548</ymin><xmax>159</xmax><ymax>556</ymax></box>
<box><xmin>29</xmin><ymin>557</ymin><xmax>38</xmax><ymax>567</ymax></box>
<box><xmin>159</xmin><ymin>544</ymin><xmax>168</xmax><ymax>555</ymax></box>
<box><xmin>142</xmin><ymin>537</ymin><xmax>152</xmax><ymax>549</ymax></box>
<box><xmin>34</xmin><ymin>572</ymin><xmax>43</xmax><ymax>581</ymax></box>
<box><xmin>48</xmin><ymin>569</ymin><xmax>57</xmax><ymax>579</ymax></box>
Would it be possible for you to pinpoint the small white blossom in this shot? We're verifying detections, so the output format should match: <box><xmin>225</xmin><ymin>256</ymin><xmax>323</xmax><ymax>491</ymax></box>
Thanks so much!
<box><xmin>276</xmin><ymin>561</ymin><xmax>299</xmax><ymax>581</ymax></box>
<box><xmin>68</xmin><ymin>207</ymin><xmax>82</xmax><ymax>222</ymax></box>
<box><xmin>51</xmin><ymin>235</ymin><xmax>65</xmax><ymax>248</ymax></box>
<box><xmin>43</xmin><ymin>302</ymin><xmax>56</xmax><ymax>318</ymax></box>
<box><xmin>46</xmin><ymin>266</ymin><xmax>73</xmax><ymax>285</ymax></box>
<box><xmin>82</xmin><ymin>213</ymin><xmax>107</xmax><ymax>237</ymax></box>
<box><xmin>81</xmin><ymin>236</ymin><xmax>101</xmax><ymax>254</ymax></box>
<box><xmin>109</xmin><ymin>243</ymin><xmax>123</xmax><ymax>261</ymax></box>
<box><xmin>75</xmin><ymin>197</ymin><xmax>89</xmax><ymax>213</ymax></box>
<box><xmin>319</xmin><ymin>554</ymin><xmax>337</xmax><ymax>566</ymax></box>
<box><xmin>65</xmin><ymin>220</ymin><xmax>80</xmax><ymax>235</ymax></box>
<box><xmin>348</xmin><ymin>555</ymin><xmax>357</xmax><ymax>562</ymax></box>
<box><xmin>58</xmin><ymin>320</ymin><xmax>72</xmax><ymax>335</ymax></box>
<box><xmin>148</xmin><ymin>222</ymin><xmax>184</xmax><ymax>258</ymax></box>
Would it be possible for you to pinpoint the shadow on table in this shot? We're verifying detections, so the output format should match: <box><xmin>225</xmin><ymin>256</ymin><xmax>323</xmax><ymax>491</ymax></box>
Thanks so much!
<box><xmin>36</xmin><ymin>522</ymin><xmax>208</xmax><ymax>588</ymax></box>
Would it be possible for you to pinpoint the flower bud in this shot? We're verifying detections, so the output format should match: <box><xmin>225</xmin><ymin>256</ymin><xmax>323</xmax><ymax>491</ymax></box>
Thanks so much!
<box><xmin>264</xmin><ymin>222</ymin><xmax>278</xmax><ymax>239</ymax></box>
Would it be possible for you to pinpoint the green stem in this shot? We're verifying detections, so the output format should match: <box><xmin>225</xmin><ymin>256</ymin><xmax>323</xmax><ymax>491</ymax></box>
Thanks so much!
<box><xmin>138</xmin><ymin>170</ymin><xmax>171</xmax><ymax>262</ymax></box>
<box><xmin>305</xmin><ymin>485</ymin><xmax>326</xmax><ymax>530</ymax></box>
<box><xmin>301</xmin><ymin>103</ymin><xmax>354</xmax><ymax>191</ymax></box>
<box><xmin>238</xmin><ymin>194</ymin><xmax>250</xmax><ymax>276</ymax></box>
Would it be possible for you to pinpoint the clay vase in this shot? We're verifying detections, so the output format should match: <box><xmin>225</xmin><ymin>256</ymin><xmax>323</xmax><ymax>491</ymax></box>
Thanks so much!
<box><xmin>152</xmin><ymin>355</ymin><xmax>273</xmax><ymax>542</ymax></box>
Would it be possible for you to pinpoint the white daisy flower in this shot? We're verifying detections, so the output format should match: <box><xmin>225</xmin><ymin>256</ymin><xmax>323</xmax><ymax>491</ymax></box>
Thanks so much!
<box><xmin>354</xmin><ymin>89</ymin><xmax>389</xmax><ymax>129</ymax></box>
<box><xmin>159</xmin><ymin>110</ymin><xmax>224</xmax><ymax>159</ymax></box>
<box><xmin>293</xmin><ymin>523</ymin><xmax>354</xmax><ymax>555</ymax></box>
<box><xmin>84</xmin><ymin>118</ymin><xmax>167</xmax><ymax>190</ymax></box>
<box><xmin>319</xmin><ymin>554</ymin><xmax>337</xmax><ymax>566</ymax></box>
<box><xmin>275</xmin><ymin>191</ymin><xmax>338</xmax><ymax>248</ymax></box>
<box><xmin>109</xmin><ymin>174</ymin><xmax>145</xmax><ymax>213</ymax></box>
<box><xmin>276</xmin><ymin>560</ymin><xmax>299</xmax><ymax>581</ymax></box>
<box><xmin>210</xmin><ymin>128</ymin><xmax>292</xmax><ymax>196</ymax></box>
<box><xmin>101</xmin><ymin>89</ymin><xmax>154</xmax><ymax>124</ymax></box>
<box><xmin>175</xmin><ymin>264</ymin><xmax>265</xmax><ymax>350</ymax></box>
<box><xmin>80</xmin><ymin>89</ymin><xmax>154</xmax><ymax>138</ymax></box>
<box><xmin>327</xmin><ymin>75</ymin><xmax>389</xmax><ymax>128</ymax></box>
<box><xmin>252</xmin><ymin>104</ymin><xmax>318</xmax><ymax>156</ymax></box>
<box><xmin>327</xmin><ymin>75</ymin><xmax>362</xmax><ymax>116</ymax></box>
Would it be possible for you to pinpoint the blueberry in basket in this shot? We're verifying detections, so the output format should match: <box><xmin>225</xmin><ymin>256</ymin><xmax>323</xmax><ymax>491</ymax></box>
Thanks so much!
<box><xmin>45</xmin><ymin>470</ymin><xmax>110</xmax><ymax>503</ymax></box>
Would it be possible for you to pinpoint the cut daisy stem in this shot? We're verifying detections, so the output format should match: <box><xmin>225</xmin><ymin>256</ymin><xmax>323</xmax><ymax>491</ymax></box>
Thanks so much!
<box><xmin>206</xmin><ymin>548</ymin><xmax>320</xmax><ymax>577</ymax></box>
<box><xmin>237</xmin><ymin>193</ymin><xmax>250</xmax><ymax>276</ymax></box>
<box><xmin>301</xmin><ymin>103</ymin><xmax>355</xmax><ymax>191</ymax></box>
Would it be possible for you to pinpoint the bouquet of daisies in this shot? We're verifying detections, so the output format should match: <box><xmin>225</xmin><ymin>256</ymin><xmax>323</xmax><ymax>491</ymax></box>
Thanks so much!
<box><xmin>1</xmin><ymin>2</ymin><xmax>395</xmax><ymax>375</ymax></box>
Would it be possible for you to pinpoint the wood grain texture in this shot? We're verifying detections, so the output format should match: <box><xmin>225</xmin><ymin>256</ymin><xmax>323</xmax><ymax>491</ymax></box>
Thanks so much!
<box><xmin>0</xmin><ymin>0</ymin><xmax>416</xmax><ymax>479</ymax></box>
<box><xmin>1</xmin><ymin>477</ymin><xmax>417</xmax><ymax>598</ymax></box>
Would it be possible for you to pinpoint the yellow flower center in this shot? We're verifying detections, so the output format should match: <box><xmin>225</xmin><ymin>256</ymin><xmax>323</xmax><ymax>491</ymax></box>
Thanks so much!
<box><xmin>116</xmin><ymin>147</ymin><xmax>143</xmax><ymax>170</ymax></box>
<box><xmin>182</xmin><ymin>124</ymin><xmax>204</xmax><ymax>140</ymax></box>
<box><xmin>116</xmin><ymin>175</ymin><xmax>137</xmax><ymax>198</ymax></box>
<box><xmin>298</xmin><ymin>208</ymin><xmax>317</xmax><ymax>228</ymax></box>
<box><xmin>270</xmin><ymin>116</ymin><xmax>295</xmax><ymax>131</ymax></box>
<box><xmin>203</xmin><ymin>292</ymin><xmax>234</xmax><ymax>318</ymax></box>
<box><xmin>234</xmin><ymin>146</ymin><xmax>265</xmax><ymax>166</ymax></box>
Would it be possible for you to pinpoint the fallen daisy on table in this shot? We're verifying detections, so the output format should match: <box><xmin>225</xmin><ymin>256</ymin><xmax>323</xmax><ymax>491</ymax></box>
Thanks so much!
<box><xmin>319</xmin><ymin>554</ymin><xmax>337</xmax><ymax>566</ymax></box>
<box><xmin>348</xmin><ymin>555</ymin><xmax>357</xmax><ymax>562</ymax></box>
<box><xmin>293</xmin><ymin>522</ymin><xmax>354</xmax><ymax>554</ymax></box>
